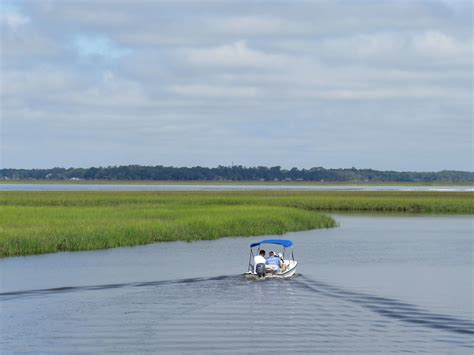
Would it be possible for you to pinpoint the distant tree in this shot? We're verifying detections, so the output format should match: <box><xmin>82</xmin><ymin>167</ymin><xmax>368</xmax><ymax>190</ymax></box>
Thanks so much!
<box><xmin>1</xmin><ymin>165</ymin><xmax>473</xmax><ymax>183</ymax></box>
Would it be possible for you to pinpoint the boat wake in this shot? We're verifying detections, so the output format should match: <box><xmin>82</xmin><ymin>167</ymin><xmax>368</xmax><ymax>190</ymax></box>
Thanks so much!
<box><xmin>294</xmin><ymin>275</ymin><xmax>474</xmax><ymax>337</ymax></box>
<box><xmin>1</xmin><ymin>273</ymin><xmax>472</xmax><ymax>348</ymax></box>
<box><xmin>0</xmin><ymin>275</ymin><xmax>236</xmax><ymax>301</ymax></box>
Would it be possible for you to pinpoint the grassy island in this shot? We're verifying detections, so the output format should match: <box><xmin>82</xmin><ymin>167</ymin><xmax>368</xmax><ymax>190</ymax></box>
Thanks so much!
<box><xmin>1</xmin><ymin>191</ymin><xmax>473</xmax><ymax>258</ymax></box>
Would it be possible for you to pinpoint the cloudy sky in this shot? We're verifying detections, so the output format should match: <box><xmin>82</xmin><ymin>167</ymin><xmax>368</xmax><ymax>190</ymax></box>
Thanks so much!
<box><xmin>1</xmin><ymin>0</ymin><xmax>472</xmax><ymax>171</ymax></box>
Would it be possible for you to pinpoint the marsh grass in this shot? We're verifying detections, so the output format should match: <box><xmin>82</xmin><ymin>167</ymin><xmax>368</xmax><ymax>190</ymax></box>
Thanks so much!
<box><xmin>1</xmin><ymin>191</ymin><xmax>472</xmax><ymax>257</ymax></box>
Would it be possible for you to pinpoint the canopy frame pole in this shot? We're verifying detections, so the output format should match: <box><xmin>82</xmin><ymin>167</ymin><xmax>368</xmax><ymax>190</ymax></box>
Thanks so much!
<box><xmin>248</xmin><ymin>248</ymin><xmax>254</xmax><ymax>272</ymax></box>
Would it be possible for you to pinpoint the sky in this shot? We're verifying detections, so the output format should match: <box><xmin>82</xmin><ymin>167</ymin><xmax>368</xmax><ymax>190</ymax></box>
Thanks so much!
<box><xmin>0</xmin><ymin>0</ymin><xmax>472</xmax><ymax>171</ymax></box>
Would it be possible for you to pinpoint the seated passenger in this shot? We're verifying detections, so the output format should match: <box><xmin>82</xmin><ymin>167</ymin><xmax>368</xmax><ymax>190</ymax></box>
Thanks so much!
<box><xmin>254</xmin><ymin>249</ymin><xmax>266</xmax><ymax>275</ymax></box>
<box><xmin>278</xmin><ymin>252</ymin><xmax>287</xmax><ymax>272</ymax></box>
<box><xmin>265</xmin><ymin>251</ymin><xmax>280</xmax><ymax>272</ymax></box>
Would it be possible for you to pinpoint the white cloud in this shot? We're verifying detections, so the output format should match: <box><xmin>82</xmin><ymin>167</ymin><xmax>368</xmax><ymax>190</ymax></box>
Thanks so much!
<box><xmin>1</xmin><ymin>68</ymin><xmax>82</xmax><ymax>101</ymax></box>
<box><xmin>0</xmin><ymin>11</ymin><xmax>29</xmax><ymax>28</ymax></box>
<box><xmin>412</xmin><ymin>30</ymin><xmax>472</xmax><ymax>58</ymax></box>
<box><xmin>0</xmin><ymin>16</ymin><xmax>58</xmax><ymax>60</ymax></box>
<box><xmin>320</xmin><ymin>32</ymin><xmax>405</xmax><ymax>59</ymax></box>
<box><xmin>52</xmin><ymin>71</ymin><xmax>154</xmax><ymax>109</ymax></box>
<box><xmin>169</xmin><ymin>84</ymin><xmax>257</xmax><ymax>99</ymax></box>
<box><xmin>212</xmin><ymin>16</ymin><xmax>291</xmax><ymax>35</ymax></box>
<box><xmin>186</xmin><ymin>41</ymin><xmax>290</xmax><ymax>68</ymax></box>
<box><xmin>290</xmin><ymin>86</ymin><xmax>470</xmax><ymax>101</ymax></box>
<box><xmin>1</xmin><ymin>68</ymin><xmax>153</xmax><ymax>111</ymax></box>
<box><xmin>30</xmin><ymin>0</ymin><xmax>131</xmax><ymax>27</ymax></box>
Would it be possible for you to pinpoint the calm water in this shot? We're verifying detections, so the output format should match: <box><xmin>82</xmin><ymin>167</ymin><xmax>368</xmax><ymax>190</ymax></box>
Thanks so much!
<box><xmin>1</xmin><ymin>183</ymin><xmax>473</xmax><ymax>192</ymax></box>
<box><xmin>0</xmin><ymin>215</ymin><xmax>473</xmax><ymax>353</ymax></box>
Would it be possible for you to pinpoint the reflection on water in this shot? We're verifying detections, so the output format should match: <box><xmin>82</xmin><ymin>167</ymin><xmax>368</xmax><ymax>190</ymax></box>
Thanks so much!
<box><xmin>0</xmin><ymin>215</ymin><xmax>472</xmax><ymax>353</ymax></box>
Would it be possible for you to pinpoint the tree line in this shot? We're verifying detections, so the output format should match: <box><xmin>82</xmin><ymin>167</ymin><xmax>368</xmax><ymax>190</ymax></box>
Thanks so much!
<box><xmin>1</xmin><ymin>165</ymin><xmax>473</xmax><ymax>182</ymax></box>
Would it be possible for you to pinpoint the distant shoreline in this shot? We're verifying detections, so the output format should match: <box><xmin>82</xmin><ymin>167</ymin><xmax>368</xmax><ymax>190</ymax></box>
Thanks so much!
<box><xmin>1</xmin><ymin>179</ymin><xmax>473</xmax><ymax>186</ymax></box>
<box><xmin>2</xmin><ymin>166</ymin><xmax>472</xmax><ymax>184</ymax></box>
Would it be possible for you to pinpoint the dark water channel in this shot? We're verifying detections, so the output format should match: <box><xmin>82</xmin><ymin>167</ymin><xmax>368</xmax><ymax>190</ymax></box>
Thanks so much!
<box><xmin>1</xmin><ymin>215</ymin><xmax>473</xmax><ymax>353</ymax></box>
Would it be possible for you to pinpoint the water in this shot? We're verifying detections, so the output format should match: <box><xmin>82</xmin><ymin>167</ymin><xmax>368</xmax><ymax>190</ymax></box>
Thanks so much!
<box><xmin>1</xmin><ymin>183</ymin><xmax>472</xmax><ymax>192</ymax></box>
<box><xmin>1</xmin><ymin>215</ymin><xmax>473</xmax><ymax>353</ymax></box>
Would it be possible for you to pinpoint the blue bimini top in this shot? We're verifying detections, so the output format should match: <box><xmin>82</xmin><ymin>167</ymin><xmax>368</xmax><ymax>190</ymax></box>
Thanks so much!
<box><xmin>250</xmin><ymin>239</ymin><xmax>293</xmax><ymax>248</ymax></box>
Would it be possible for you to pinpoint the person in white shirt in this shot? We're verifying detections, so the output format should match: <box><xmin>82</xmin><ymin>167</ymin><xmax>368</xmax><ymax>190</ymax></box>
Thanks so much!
<box><xmin>254</xmin><ymin>249</ymin><xmax>266</xmax><ymax>276</ymax></box>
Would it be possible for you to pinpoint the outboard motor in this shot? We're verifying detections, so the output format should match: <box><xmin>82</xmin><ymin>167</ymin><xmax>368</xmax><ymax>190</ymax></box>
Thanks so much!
<box><xmin>255</xmin><ymin>263</ymin><xmax>266</xmax><ymax>277</ymax></box>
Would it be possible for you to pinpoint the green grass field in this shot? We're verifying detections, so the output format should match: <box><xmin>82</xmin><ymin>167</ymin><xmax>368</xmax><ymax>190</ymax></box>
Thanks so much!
<box><xmin>1</xmin><ymin>191</ymin><xmax>473</xmax><ymax>257</ymax></box>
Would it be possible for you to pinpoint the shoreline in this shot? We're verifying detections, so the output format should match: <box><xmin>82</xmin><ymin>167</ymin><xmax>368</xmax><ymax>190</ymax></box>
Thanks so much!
<box><xmin>1</xmin><ymin>179</ymin><xmax>473</xmax><ymax>186</ymax></box>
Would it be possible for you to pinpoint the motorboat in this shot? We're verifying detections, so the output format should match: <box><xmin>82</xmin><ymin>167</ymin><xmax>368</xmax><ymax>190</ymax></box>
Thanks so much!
<box><xmin>244</xmin><ymin>239</ymin><xmax>298</xmax><ymax>279</ymax></box>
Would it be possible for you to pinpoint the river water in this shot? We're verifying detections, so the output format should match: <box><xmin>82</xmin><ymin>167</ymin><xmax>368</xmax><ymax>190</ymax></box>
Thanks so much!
<box><xmin>0</xmin><ymin>215</ymin><xmax>473</xmax><ymax>353</ymax></box>
<box><xmin>0</xmin><ymin>183</ymin><xmax>472</xmax><ymax>192</ymax></box>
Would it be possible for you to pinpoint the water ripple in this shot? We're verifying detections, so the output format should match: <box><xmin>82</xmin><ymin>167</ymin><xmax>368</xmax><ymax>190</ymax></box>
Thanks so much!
<box><xmin>0</xmin><ymin>275</ymin><xmax>237</xmax><ymax>301</ymax></box>
<box><xmin>295</xmin><ymin>276</ymin><xmax>474</xmax><ymax>336</ymax></box>
<box><xmin>1</xmin><ymin>274</ymin><xmax>473</xmax><ymax>353</ymax></box>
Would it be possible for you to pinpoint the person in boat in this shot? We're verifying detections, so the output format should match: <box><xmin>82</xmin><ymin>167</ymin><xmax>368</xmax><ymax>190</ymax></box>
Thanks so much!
<box><xmin>278</xmin><ymin>252</ymin><xmax>287</xmax><ymax>272</ymax></box>
<box><xmin>265</xmin><ymin>251</ymin><xmax>280</xmax><ymax>273</ymax></box>
<box><xmin>254</xmin><ymin>249</ymin><xmax>266</xmax><ymax>276</ymax></box>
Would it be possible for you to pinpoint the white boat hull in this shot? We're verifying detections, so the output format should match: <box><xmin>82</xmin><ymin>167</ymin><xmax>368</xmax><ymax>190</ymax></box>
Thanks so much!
<box><xmin>244</xmin><ymin>260</ymin><xmax>297</xmax><ymax>279</ymax></box>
